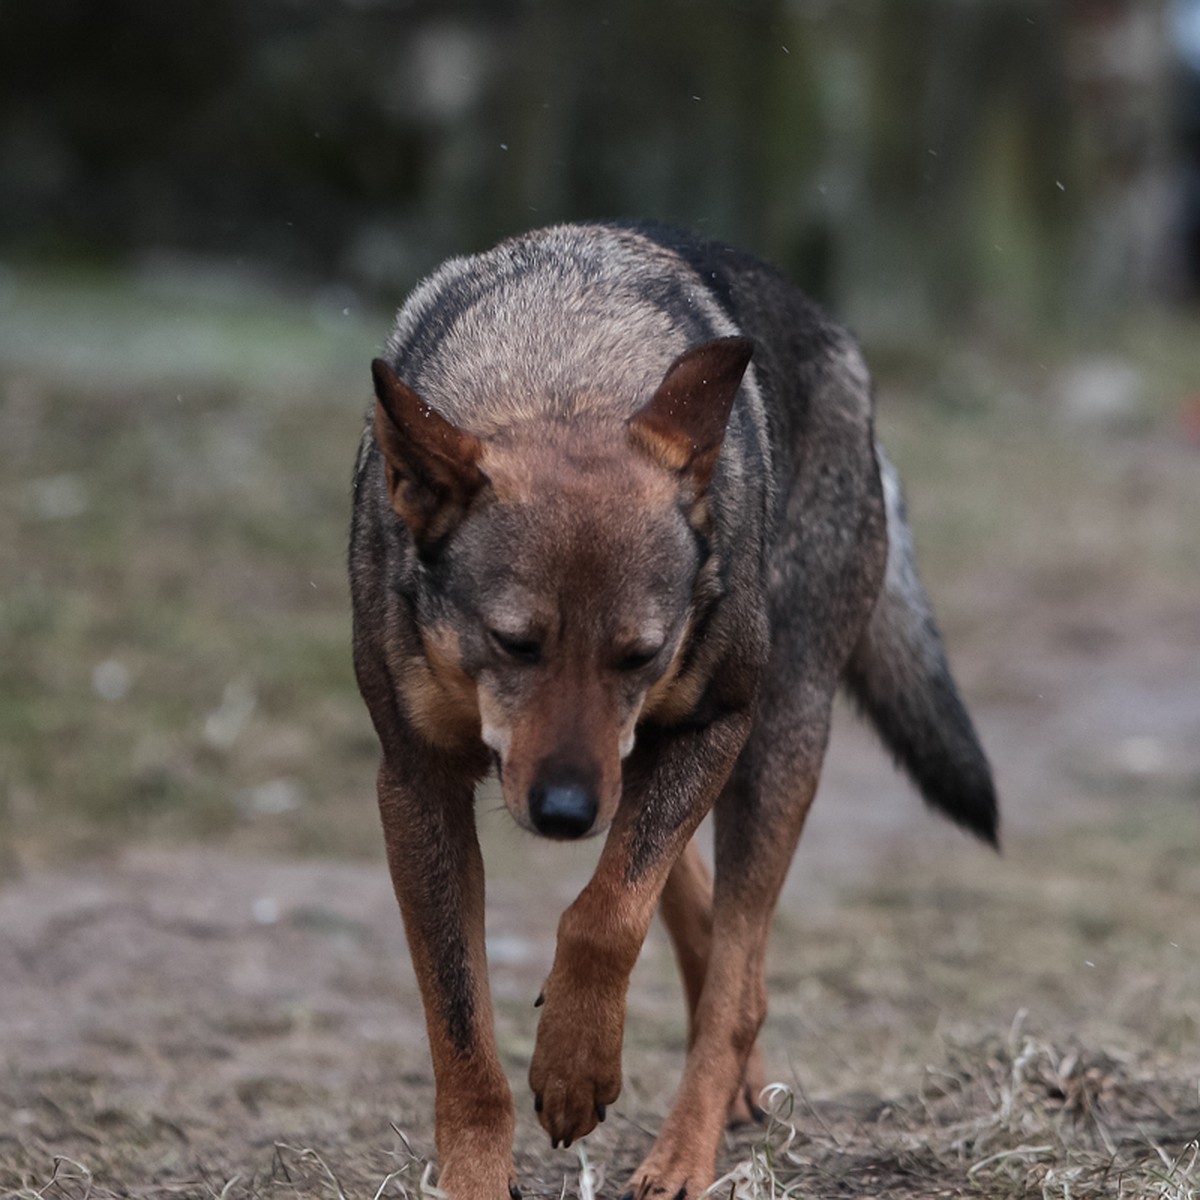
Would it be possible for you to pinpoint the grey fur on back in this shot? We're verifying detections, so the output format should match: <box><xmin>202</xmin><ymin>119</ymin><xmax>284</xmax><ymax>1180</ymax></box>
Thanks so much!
<box><xmin>381</xmin><ymin>225</ymin><xmax>746</xmax><ymax>438</ymax></box>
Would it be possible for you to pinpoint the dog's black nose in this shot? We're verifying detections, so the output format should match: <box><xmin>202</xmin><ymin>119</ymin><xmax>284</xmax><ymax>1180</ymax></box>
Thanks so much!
<box><xmin>528</xmin><ymin>780</ymin><xmax>597</xmax><ymax>839</ymax></box>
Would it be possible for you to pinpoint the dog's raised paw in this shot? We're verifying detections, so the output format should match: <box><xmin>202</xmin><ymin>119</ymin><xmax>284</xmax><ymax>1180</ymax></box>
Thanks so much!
<box><xmin>528</xmin><ymin>992</ymin><xmax>622</xmax><ymax>1147</ymax></box>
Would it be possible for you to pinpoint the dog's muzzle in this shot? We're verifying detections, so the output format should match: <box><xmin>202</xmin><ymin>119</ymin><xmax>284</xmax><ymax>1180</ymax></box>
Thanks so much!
<box><xmin>528</xmin><ymin>774</ymin><xmax>598</xmax><ymax>839</ymax></box>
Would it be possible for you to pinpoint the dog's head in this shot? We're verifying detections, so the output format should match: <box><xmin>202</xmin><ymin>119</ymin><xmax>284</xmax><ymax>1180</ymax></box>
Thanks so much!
<box><xmin>371</xmin><ymin>337</ymin><xmax>752</xmax><ymax>840</ymax></box>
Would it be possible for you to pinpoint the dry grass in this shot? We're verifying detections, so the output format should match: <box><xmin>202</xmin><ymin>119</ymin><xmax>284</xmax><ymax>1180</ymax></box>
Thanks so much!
<box><xmin>6</xmin><ymin>1028</ymin><xmax>1195</xmax><ymax>1200</ymax></box>
<box><xmin>716</xmin><ymin>1020</ymin><xmax>1200</xmax><ymax>1199</ymax></box>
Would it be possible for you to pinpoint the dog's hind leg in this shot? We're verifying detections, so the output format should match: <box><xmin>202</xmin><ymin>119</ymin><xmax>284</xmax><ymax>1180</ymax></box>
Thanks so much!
<box><xmin>659</xmin><ymin>838</ymin><xmax>766</xmax><ymax>1126</ymax></box>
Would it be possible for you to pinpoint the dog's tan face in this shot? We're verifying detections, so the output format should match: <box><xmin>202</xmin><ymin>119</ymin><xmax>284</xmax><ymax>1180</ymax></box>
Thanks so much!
<box><xmin>445</xmin><ymin>436</ymin><xmax>698</xmax><ymax>838</ymax></box>
<box><xmin>370</xmin><ymin>337</ymin><xmax>752</xmax><ymax>839</ymax></box>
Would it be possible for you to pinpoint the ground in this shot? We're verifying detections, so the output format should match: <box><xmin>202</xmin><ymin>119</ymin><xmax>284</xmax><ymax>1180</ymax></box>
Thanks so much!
<box><xmin>1</xmin><ymin>269</ymin><xmax>1198</xmax><ymax>1198</ymax></box>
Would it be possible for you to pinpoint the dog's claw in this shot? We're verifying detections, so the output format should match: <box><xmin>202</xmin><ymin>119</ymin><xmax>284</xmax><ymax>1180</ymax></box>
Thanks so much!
<box><xmin>595</xmin><ymin>1102</ymin><xmax>607</xmax><ymax>1122</ymax></box>
<box><xmin>534</xmin><ymin>991</ymin><xmax>544</xmax><ymax>1007</ymax></box>
<box><xmin>509</xmin><ymin>1187</ymin><xmax>522</xmax><ymax>1200</ymax></box>
<box><xmin>534</xmin><ymin>1093</ymin><xmax>543</xmax><ymax>1114</ymax></box>
<box><xmin>551</xmin><ymin>1136</ymin><xmax>560</xmax><ymax>1150</ymax></box>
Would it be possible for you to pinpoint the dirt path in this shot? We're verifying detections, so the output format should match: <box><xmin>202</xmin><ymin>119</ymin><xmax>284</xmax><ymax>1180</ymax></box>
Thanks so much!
<box><xmin>2</xmin><ymin>592</ymin><xmax>1198</xmax><ymax>1198</ymax></box>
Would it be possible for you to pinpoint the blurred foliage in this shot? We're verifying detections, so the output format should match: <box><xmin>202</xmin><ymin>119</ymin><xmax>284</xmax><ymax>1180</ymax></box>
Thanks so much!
<box><xmin>1</xmin><ymin>0</ymin><xmax>1184</xmax><ymax>338</ymax></box>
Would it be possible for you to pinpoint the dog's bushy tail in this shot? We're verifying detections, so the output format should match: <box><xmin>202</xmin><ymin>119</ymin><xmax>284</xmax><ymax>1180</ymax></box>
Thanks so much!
<box><xmin>844</xmin><ymin>447</ymin><xmax>999</xmax><ymax>847</ymax></box>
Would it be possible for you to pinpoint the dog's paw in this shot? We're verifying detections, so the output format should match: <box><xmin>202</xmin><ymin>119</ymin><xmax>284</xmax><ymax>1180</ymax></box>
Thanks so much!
<box><xmin>620</xmin><ymin>1161</ymin><xmax>697</xmax><ymax>1200</ymax></box>
<box><xmin>621</xmin><ymin>1118</ymin><xmax>722</xmax><ymax>1200</ymax></box>
<box><xmin>528</xmin><ymin>988</ymin><xmax>622</xmax><ymax>1146</ymax></box>
<box><xmin>725</xmin><ymin>1045</ymin><xmax>767</xmax><ymax>1127</ymax></box>
<box><xmin>528</xmin><ymin>1043</ymin><xmax>620</xmax><ymax>1146</ymax></box>
<box><xmin>436</xmin><ymin>1155</ymin><xmax>518</xmax><ymax>1200</ymax></box>
<box><xmin>434</xmin><ymin>1116</ymin><xmax>518</xmax><ymax>1200</ymax></box>
<box><xmin>620</xmin><ymin>1181</ymin><xmax>690</xmax><ymax>1200</ymax></box>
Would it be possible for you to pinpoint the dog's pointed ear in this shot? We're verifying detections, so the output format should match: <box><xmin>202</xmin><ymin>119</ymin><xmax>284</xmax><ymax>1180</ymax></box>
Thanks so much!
<box><xmin>371</xmin><ymin>358</ymin><xmax>486</xmax><ymax>546</ymax></box>
<box><xmin>628</xmin><ymin>336</ymin><xmax>753</xmax><ymax>494</ymax></box>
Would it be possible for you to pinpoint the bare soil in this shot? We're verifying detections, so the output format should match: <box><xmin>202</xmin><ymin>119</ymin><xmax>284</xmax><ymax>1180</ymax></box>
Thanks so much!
<box><xmin>3</xmin><ymin>587</ymin><xmax>1198</xmax><ymax>1199</ymax></box>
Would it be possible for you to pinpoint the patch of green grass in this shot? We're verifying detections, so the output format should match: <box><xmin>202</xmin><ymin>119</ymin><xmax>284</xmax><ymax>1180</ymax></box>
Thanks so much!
<box><xmin>0</xmin><ymin>267</ymin><xmax>384</xmax><ymax>866</ymax></box>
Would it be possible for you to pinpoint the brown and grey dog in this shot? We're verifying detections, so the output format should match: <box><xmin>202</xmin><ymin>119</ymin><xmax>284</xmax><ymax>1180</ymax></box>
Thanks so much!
<box><xmin>349</xmin><ymin>222</ymin><xmax>997</xmax><ymax>1200</ymax></box>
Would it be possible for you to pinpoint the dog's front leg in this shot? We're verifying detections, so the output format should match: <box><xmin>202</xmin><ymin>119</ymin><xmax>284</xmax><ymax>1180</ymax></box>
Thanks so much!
<box><xmin>527</xmin><ymin>706</ymin><xmax>752</xmax><ymax>1149</ymax></box>
<box><xmin>376</xmin><ymin>759</ymin><xmax>517</xmax><ymax>1200</ymax></box>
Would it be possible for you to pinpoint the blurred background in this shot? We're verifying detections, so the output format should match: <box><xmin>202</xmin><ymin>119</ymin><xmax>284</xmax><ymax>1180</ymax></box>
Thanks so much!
<box><xmin>6</xmin><ymin>0</ymin><xmax>1200</xmax><ymax>328</ymax></box>
<box><xmin>1</xmin><ymin>0</ymin><xmax>1198</xmax><ymax>866</ymax></box>
<box><xmin>3</xmin><ymin>5</ymin><xmax>1200</xmax><ymax>1195</ymax></box>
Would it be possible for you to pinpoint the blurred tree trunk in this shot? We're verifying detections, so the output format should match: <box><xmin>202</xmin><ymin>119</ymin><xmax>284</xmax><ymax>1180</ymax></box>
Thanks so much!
<box><xmin>1062</xmin><ymin>0</ymin><xmax>1174</xmax><ymax>315</ymax></box>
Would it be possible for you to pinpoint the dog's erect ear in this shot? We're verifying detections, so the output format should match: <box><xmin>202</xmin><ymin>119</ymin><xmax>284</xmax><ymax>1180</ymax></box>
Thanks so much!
<box><xmin>371</xmin><ymin>358</ymin><xmax>486</xmax><ymax>546</ymax></box>
<box><xmin>628</xmin><ymin>336</ymin><xmax>753</xmax><ymax>494</ymax></box>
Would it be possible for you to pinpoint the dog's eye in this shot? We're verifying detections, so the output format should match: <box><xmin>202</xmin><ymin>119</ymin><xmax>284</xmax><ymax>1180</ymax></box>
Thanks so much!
<box><xmin>489</xmin><ymin>629</ymin><xmax>541</xmax><ymax>664</ymax></box>
<box><xmin>616</xmin><ymin>647</ymin><xmax>659</xmax><ymax>672</ymax></box>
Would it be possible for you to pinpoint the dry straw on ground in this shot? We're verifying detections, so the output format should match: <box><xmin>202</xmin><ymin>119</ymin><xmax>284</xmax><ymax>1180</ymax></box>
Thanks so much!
<box><xmin>716</xmin><ymin>1015</ymin><xmax>1200</xmax><ymax>1200</ymax></box>
<box><xmin>5</xmin><ymin>1016</ymin><xmax>1196</xmax><ymax>1200</ymax></box>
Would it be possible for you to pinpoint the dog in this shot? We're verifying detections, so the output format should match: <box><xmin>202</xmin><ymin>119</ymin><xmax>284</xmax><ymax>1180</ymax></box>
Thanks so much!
<box><xmin>349</xmin><ymin>222</ymin><xmax>997</xmax><ymax>1200</ymax></box>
